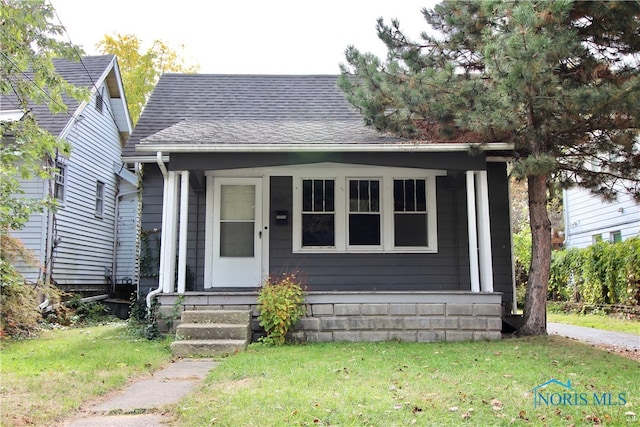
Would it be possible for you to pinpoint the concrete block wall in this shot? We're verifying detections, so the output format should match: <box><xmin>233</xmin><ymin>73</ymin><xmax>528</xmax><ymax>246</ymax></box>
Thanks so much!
<box><xmin>156</xmin><ymin>292</ymin><xmax>503</xmax><ymax>342</ymax></box>
<box><xmin>290</xmin><ymin>302</ymin><xmax>502</xmax><ymax>342</ymax></box>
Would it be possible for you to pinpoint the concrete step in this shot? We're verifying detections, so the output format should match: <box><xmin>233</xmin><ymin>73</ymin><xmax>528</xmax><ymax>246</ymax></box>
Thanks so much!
<box><xmin>181</xmin><ymin>310</ymin><xmax>251</xmax><ymax>324</ymax></box>
<box><xmin>171</xmin><ymin>339</ymin><xmax>248</xmax><ymax>357</ymax></box>
<box><xmin>176</xmin><ymin>323</ymin><xmax>251</xmax><ymax>340</ymax></box>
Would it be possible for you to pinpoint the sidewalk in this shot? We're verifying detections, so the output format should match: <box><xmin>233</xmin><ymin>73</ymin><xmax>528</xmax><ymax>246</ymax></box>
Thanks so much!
<box><xmin>548</xmin><ymin>322</ymin><xmax>640</xmax><ymax>353</ymax></box>
<box><xmin>62</xmin><ymin>358</ymin><xmax>218</xmax><ymax>427</ymax></box>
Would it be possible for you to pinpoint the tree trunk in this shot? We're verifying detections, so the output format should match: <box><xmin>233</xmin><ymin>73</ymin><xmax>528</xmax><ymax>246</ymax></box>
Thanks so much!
<box><xmin>520</xmin><ymin>174</ymin><xmax>552</xmax><ymax>336</ymax></box>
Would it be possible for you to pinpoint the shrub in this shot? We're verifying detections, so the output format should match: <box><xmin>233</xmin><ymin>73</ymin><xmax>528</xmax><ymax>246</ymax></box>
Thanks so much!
<box><xmin>257</xmin><ymin>273</ymin><xmax>306</xmax><ymax>345</ymax></box>
<box><xmin>549</xmin><ymin>237</ymin><xmax>640</xmax><ymax>305</ymax></box>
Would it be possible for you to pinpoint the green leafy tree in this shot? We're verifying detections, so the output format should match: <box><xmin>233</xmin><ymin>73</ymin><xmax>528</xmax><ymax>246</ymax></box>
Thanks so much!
<box><xmin>1</xmin><ymin>0</ymin><xmax>88</xmax><ymax>336</ymax></box>
<box><xmin>340</xmin><ymin>0</ymin><xmax>640</xmax><ymax>335</ymax></box>
<box><xmin>97</xmin><ymin>34</ymin><xmax>199</xmax><ymax>124</ymax></box>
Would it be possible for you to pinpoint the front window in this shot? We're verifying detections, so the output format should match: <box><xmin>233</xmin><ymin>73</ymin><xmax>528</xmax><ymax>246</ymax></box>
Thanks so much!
<box><xmin>348</xmin><ymin>179</ymin><xmax>380</xmax><ymax>246</ymax></box>
<box><xmin>294</xmin><ymin>166</ymin><xmax>443</xmax><ymax>253</ymax></box>
<box><xmin>394</xmin><ymin>179</ymin><xmax>428</xmax><ymax>247</ymax></box>
<box><xmin>302</xmin><ymin>179</ymin><xmax>335</xmax><ymax>247</ymax></box>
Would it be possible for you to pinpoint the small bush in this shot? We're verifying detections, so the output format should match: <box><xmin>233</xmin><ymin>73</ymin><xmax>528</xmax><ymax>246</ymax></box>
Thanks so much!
<box><xmin>257</xmin><ymin>273</ymin><xmax>306</xmax><ymax>346</ymax></box>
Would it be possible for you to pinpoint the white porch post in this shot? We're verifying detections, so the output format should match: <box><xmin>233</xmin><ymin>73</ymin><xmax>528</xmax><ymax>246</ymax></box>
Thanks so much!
<box><xmin>161</xmin><ymin>171</ymin><xmax>179</xmax><ymax>293</ymax></box>
<box><xmin>466</xmin><ymin>171</ymin><xmax>480</xmax><ymax>292</ymax></box>
<box><xmin>203</xmin><ymin>174</ymin><xmax>214</xmax><ymax>287</ymax></box>
<box><xmin>177</xmin><ymin>171</ymin><xmax>190</xmax><ymax>293</ymax></box>
<box><xmin>476</xmin><ymin>170</ymin><xmax>494</xmax><ymax>292</ymax></box>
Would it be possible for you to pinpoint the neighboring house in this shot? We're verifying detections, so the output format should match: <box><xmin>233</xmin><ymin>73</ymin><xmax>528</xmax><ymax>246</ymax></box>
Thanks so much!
<box><xmin>3</xmin><ymin>55</ymin><xmax>137</xmax><ymax>297</ymax></box>
<box><xmin>564</xmin><ymin>184</ymin><xmax>640</xmax><ymax>249</ymax></box>
<box><xmin>122</xmin><ymin>74</ymin><xmax>516</xmax><ymax>342</ymax></box>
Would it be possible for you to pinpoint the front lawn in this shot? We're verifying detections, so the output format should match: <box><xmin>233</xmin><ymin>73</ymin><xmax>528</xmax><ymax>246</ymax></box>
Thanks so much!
<box><xmin>0</xmin><ymin>322</ymin><xmax>172</xmax><ymax>426</ymax></box>
<box><xmin>174</xmin><ymin>338</ymin><xmax>639</xmax><ymax>426</ymax></box>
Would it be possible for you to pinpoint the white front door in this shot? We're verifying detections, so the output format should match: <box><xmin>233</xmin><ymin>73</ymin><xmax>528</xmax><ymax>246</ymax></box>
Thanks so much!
<box><xmin>211</xmin><ymin>178</ymin><xmax>263</xmax><ymax>287</ymax></box>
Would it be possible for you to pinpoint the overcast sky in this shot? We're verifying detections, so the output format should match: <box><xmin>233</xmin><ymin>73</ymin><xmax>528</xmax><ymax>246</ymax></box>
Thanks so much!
<box><xmin>49</xmin><ymin>0</ymin><xmax>437</xmax><ymax>74</ymax></box>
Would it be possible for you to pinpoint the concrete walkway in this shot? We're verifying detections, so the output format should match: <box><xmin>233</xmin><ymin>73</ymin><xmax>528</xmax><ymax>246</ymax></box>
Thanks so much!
<box><xmin>548</xmin><ymin>322</ymin><xmax>640</xmax><ymax>351</ymax></box>
<box><xmin>62</xmin><ymin>358</ymin><xmax>218</xmax><ymax>427</ymax></box>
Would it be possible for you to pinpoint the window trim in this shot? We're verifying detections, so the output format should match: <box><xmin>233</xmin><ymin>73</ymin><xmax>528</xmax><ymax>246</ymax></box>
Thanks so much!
<box><xmin>292</xmin><ymin>165</ymin><xmax>444</xmax><ymax>254</ymax></box>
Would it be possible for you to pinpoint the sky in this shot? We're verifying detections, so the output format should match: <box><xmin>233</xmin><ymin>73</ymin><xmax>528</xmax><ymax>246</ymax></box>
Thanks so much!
<box><xmin>49</xmin><ymin>0</ymin><xmax>437</xmax><ymax>75</ymax></box>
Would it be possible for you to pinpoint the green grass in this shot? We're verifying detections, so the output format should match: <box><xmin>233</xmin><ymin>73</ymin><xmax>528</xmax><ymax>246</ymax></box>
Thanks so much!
<box><xmin>548</xmin><ymin>312</ymin><xmax>640</xmax><ymax>335</ymax></box>
<box><xmin>0</xmin><ymin>322</ymin><xmax>173</xmax><ymax>426</ymax></box>
<box><xmin>175</xmin><ymin>338</ymin><xmax>639</xmax><ymax>426</ymax></box>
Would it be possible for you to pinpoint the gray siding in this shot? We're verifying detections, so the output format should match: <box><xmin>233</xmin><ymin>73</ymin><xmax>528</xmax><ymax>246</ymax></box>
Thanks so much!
<box><xmin>50</xmin><ymin>86</ymin><xmax>123</xmax><ymax>288</ymax></box>
<box><xmin>268</xmin><ymin>175</ymin><xmax>472</xmax><ymax>291</ymax></box>
<box><xmin>11</xmin><ymin>176</ymin><xmax>48</xmax><ymax>283</ymax></box>
<box><xmin>115</xmin><ymin>181</ymin><xmax>140</xmax><ymax>285</ymax></box>
<box><xmin>564</xmin><ymin>183</ymin><xmax>640</xmax><ymax>248</ymax></box>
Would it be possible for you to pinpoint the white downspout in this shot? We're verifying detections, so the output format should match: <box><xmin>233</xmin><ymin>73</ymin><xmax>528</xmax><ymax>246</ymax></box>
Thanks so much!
<box><xmin>146</xmin><ymin>152</ymin><xmax>168</xmax><ymax>310</ymax></box>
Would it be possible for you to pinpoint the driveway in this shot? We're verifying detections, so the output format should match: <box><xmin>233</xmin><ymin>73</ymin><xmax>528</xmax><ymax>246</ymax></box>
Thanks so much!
<box><xmin>548</xmin><ymin>322</ymin><xmax>640</xmax><ymax>360</ymax></box>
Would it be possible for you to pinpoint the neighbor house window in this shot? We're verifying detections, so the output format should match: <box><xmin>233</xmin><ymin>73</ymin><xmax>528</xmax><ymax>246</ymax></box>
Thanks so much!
<box><xmin>95</xmin><ymin>181</ymin><xmax>105</xmax><ymax>217</ymax></box>
<box><xmin>394</xmin><ymin>179</ymin><xmax>428</xmax><ymax>247</ymax></box>
<box><xmin>54</xmin><ymin>158</ymin><xmax>67</xmax><ymax>201</ymax></box>
<box><xmin>610</xmin><ymin>231</ymin><xmax>622</xmax><ymax>243</ymax></box>
<box><xmin>592</xmin><ymin>234</ymin><xmax>602</xmax><ymax>244</ymax></box>
<box><xmin>348</xmin><ymin>179</ymin><xmax>380</xmax><ymax>246</ymax></box>
<box><xmin>302</xmin><ymin>179</ymin><xmax>335</xmax><ymax>247</ymax></box>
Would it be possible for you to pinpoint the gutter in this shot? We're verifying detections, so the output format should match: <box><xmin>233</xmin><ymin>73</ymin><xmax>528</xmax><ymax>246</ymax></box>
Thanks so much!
<box><xmin>135</xmin><ymin>142</ymin><xmax>516</xmax><ymax>153</ymax></box>
<box><xmin>146</xmin><ymin>152</ymin><xmax>168</xmax><ymax>310</ymax></box>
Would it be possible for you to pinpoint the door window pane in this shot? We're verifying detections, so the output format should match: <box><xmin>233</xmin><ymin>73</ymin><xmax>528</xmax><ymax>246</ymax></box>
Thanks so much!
<box><xmin>221</xmin><ymin>185</ymin><xmax>255</xmax><ymax>220</ymax></box>
<box><xmin>220</xmin><ymin>222</ymin><xmax>254</xmax><ymax>257</ymax></box>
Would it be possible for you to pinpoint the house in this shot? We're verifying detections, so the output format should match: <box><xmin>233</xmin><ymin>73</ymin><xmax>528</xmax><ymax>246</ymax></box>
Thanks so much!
<box><xmin>4</xmin><ymin>55</ymin><xmax>137</xmax><ymax>298</ymax></box>
<box><xmin>122</xmin><ymin>74</ymin><xmax>516</xmax><ymax>342</ymax></box>
<box><xmin>563</xmin><ymin>184</ymin><xmax>640</xmax><ymax>248</ymax></box>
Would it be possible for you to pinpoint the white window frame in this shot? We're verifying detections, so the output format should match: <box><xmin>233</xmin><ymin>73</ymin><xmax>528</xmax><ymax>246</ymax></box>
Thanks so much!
<box><xmin>292</xmin><ymin>165</ymin><xmax>444</xmax><ymax>254</ymax></box>
<box><xmin>95</xmin><ymin>180</ymin><xmax>105</xmax><ymax>218</ymax></box>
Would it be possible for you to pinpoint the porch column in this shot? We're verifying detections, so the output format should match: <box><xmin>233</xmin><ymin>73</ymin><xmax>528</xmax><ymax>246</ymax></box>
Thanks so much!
<box><xmin>466</xmin><ymin>171</ymin><xmax>480</xmax><ymax>292</ymax></box>
<box><xmin>160</xmin><ymin>171</ymin><xmax>179</xmax><ymax>293</ymax></box>
<box><xmin>177</xmin><ymin>171</ymin><xmax>190</xmax><ymax>293</ymax></box>
<box><xmin>466</xmin><ymin>170</ymin><xmax>494</xmax><ymax>293</ymax></box>
<box><xmin>476</xmin><ymin>171</ymin><xmax>494</xmax><ymax>292</ymax></box>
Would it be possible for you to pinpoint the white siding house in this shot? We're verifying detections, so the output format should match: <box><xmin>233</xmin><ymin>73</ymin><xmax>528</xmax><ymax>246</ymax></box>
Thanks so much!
<box><xmin>4</xmin><ymin>55</ymin><xmax>137</xmax><ymax>296</ymax></box>
<box><xmin>564</xmin><ymin>184</ymin><xmax>640</xmax><ymax>249</ymax></box>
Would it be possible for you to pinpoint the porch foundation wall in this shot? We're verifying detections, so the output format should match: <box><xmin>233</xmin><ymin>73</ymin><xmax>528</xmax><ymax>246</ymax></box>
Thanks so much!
<box><xmin>155</xmin><ymin>292</ymin><xmax>503</xmax><ymax>342</ymax></box>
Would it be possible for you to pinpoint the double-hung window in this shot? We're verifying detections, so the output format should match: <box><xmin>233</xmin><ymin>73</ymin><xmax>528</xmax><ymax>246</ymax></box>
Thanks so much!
<box><xmin>295</xmin><ymin>166</ymin><xmax>443</xmax><ymax>253</ymax></box>
<box><xmin>95</xmin><ymin>181</ymin><xmax>105</xmax><ymax>218</ymax></box>
<box><xmin>348</xmin><ymin>179</ymin><xmax>380</xmax><ymax>247</ymax></box>
<box><xmin>54</xmin><ymin>158</ymin><xmax>67</xmax><ymax>202</ymax></box>
<box><xmin>302</xmin><ymin>179</ymin><xmax>335</xmax><ymax>247</ymax></box>
<box><xmin>394</xmin><ymin>179</ymin><xmax>428</xmax><ymax>247</ymax></box>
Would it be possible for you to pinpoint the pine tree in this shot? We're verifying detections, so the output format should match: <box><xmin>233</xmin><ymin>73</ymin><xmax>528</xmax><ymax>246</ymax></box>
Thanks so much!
<box><xmin>340</xmin><ymin>0</ymin><xmax>640</xmax><ymax>335</ymax></box>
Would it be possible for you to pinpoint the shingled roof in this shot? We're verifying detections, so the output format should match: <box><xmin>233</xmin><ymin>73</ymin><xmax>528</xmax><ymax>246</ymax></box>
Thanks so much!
<box><xmin>124</xmin><ymin>74</ymin><xmax>412</xmax><ymax>159</ymax></box>
<box><xmin>1</xmin><ymin>55</ymin><xmax>129</xmax><ymax>137</ymax></box>
<box><xmin>126</xmin><ymin>73</ymin><xmax>516</xmax><ymax>160</ymax></box>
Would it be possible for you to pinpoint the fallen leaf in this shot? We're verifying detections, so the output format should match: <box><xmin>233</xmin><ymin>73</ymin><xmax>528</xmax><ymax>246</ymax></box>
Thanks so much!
<box><xmin>461</xmin><ymin>411</ymin><xmax>471</xmax><ymax>420</ymax></box>
<box><xmin>412</xmin><ymin>406</ymin><xmax>423</xmax><ymax>413</ymax></box>
<box><xmin>449</xmin><ymin>406</ymin><xmax>459</xmax><ymax>412</ymax></box>
<box><xmin>394</xmin><ymin>404</ymin><xmax>403</xmax><ymax>410</ymax></box>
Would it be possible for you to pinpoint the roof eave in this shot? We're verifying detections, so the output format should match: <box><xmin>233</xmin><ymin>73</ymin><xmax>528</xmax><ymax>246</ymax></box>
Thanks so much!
<box><xmin>135</xmin><ymin>142</ymin><xmax>515</xmax><ymax>153</ymax></box>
